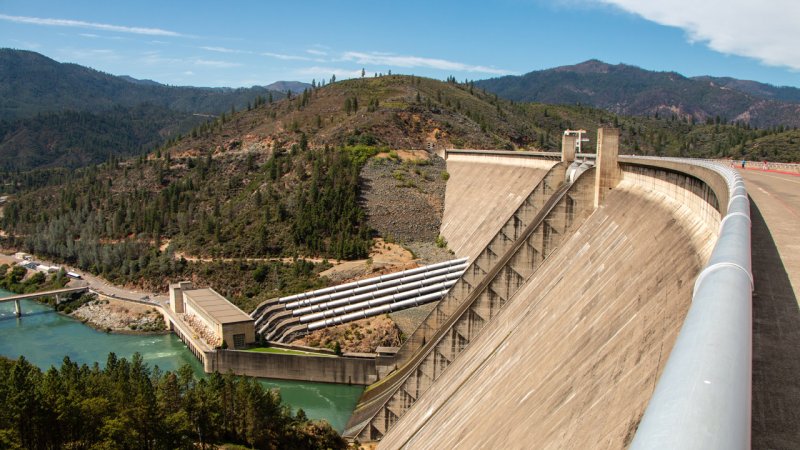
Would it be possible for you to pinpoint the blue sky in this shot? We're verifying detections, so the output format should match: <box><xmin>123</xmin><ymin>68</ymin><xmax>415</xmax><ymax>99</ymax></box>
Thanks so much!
<box><xmin>1</xmin><ymin>0</ymin><xmax>798</xmax><ymax>88</ymax></box>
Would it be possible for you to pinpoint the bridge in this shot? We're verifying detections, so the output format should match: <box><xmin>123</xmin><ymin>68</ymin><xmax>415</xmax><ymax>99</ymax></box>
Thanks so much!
<box><xmin>322</xmin><ymin>129</ymin><xmax>798</xmax><ymax>449</ymax></box>
<box><xmin>0</xmin><ymin>286</ymin><xmax>89</xmax><ymax>317</ymax></box>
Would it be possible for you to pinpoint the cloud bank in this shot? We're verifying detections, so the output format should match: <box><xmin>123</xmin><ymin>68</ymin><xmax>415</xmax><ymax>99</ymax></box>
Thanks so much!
<box><xmin>341</xmin><ymin>51</ymin><xmax>514</xmax><ymax>75</ymax></box>
<box><xmin>596</xmin><ymin>0</ymin><xmax>800</xmax><ymax>70</ymax></box>
<box><xmin>0</xmin><ymin>14</ymin><xmax>184</xmax><ymax>37</ymax></box>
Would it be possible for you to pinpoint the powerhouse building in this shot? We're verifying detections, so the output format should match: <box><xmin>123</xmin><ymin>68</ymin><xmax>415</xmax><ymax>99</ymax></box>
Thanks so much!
<box><xmin>169</xmin><ymin>281</ymin><xmax>255</xmax><ymax>349</ymax></box>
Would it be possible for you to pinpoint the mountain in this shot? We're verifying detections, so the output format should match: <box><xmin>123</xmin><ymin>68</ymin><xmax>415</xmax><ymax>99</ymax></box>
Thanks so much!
<box><xmin>0</xmin><ymin>48</ymin><xmax>286</xmax><ymax>121</ymax></box>
<box><xmin>265</xmin><ymin>81</ymin><xmax>313</xmax><ymax>93</ymax></box>
<box><xmin>0</xmin><ymin>49</ymin><xmax>297</xmax><ymax>170</ymax></box>
<box><xmin>475</xmin><ymin>60</ymin><xmax>800</xmax><ymax>128</ymax></box>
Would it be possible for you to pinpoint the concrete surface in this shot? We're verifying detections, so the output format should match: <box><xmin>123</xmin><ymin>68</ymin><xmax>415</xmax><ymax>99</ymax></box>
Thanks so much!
<box><xmin>345</xmin><ymin>164</ymin><xmax>593</xmax><ymax>441</ymax></box>
<box><xmin>379</xmin><ymin>178</ymin><xmax>717</xmax><ymax>449</ymax></box>
<box><xmin>742</xmin><ymin>169</ymin><xmax>800</xmax><ymax>450</ymax></box>
<box><xmin>440</xmin><ymin>154</ymin><xmax>554</xmax><ymax>261</ymax></box>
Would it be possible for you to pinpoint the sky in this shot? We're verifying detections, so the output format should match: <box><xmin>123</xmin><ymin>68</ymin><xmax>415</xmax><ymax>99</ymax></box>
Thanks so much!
<box><xmin>0</xmin><ymin>0</ymin><xmax>798</xmax><ymax>88</ymax></box>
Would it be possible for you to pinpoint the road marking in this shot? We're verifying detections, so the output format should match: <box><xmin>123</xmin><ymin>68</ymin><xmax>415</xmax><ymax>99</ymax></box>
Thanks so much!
<box><xmin>749</xmin><ymin>171</ymin><xmax>800</xmax><ymax>185</ymax></box>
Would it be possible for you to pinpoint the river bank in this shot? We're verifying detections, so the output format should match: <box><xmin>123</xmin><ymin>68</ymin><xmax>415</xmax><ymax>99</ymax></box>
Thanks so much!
<box><xmin>70</xmin><ymin>297</ymin><xmax>167</xmax><ymax>334</ymax></box>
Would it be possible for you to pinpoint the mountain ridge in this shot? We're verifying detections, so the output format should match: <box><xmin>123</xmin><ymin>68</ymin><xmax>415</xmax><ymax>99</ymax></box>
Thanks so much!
<box><xmin>475</xmin><ymin>60</ymin><xmax>800</xmax><ymax>128</ymax></box>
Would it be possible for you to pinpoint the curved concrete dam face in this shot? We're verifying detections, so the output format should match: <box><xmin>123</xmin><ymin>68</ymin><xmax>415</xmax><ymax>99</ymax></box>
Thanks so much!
<box><xmin>380</xmin><ymin>177</ymin><xmax>717</xmax><ymax>449</ymax></box>
<box><xmin>440</xmin><ymin>154</ymin><xmax>555</xmax><ymax>261</ymax></box>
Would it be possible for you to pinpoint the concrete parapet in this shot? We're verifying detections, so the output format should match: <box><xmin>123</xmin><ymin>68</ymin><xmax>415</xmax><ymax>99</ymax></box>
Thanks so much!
<box><xmin>594</xmin><ymin>127</ymin><xmax>621</xmax><ymax>208</ymax></box>
<box><xmin>444</xmin><ymin>151</ymin><xmax>557</xmax><ymax>169</ymax></box>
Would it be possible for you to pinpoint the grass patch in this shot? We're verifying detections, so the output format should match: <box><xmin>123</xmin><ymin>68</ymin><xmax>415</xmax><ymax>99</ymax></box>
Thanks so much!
<box><xmin>245</xmin><ymin>346</ymin><xmax>337</xmax><ymax>357</ymax></box>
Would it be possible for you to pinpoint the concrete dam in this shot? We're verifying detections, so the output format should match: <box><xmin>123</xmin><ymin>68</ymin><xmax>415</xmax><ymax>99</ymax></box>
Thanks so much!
<box><xmin>341</xmin><ymin>130</ymin><xmax>761</xmax><ymax>449</ymax></box>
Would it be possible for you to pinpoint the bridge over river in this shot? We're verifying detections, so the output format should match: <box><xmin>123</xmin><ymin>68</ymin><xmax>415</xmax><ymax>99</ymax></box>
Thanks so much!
<box><xmin>336</xmin><ymin>130</ymin><xmax>798</xmax><ymax>449</ymax></box>
<box><xmin>0</xmin><ymin>286</ymin><xmax>88</xmax><ymax>317</ymax></box>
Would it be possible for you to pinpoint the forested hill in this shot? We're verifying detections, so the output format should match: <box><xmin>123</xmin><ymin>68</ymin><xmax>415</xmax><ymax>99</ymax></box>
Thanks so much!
<box><xmin>0</xmin><ymin>49</ymin><xmax>298</xmax><ymax>171</ymax></box>
<box><xmin>0</xmin><ymin>49</ymin><xmax>287</xmax><ymax>121</ymax></box>
<box><xmin>475</xmin><ymin>60</ymin><xmax>800</xmax><ymax>129</ymax></box>
<box><xmin>0</xmin><ymin>105</ymin><xmax>207</xmax><ymax>171</ymax></box>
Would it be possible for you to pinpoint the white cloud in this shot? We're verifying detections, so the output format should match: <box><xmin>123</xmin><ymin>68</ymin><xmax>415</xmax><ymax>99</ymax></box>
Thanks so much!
<box><xmin>262</xmin><ymin>51</ymin><xmax>315</xmax><ymax>61</ymax></box>
<box><xmin>296</xmin><ymin>66</ymin><xmax>372</xmax><ymax>79</ymax></box>
<box><xmin>306</xmin><ymin>49</ymin><xmax>327</xmax><ymax>56</ymax></box>
<box><xmin>194</xmin><ymin>59</ymin><xmax>242</xmax><ymax>68</ymax></box>
<box><xmin>200</xmin><ymin>46</ymin><xmax>252</xmax><ymax>54</ymax></box>
<box><xmin>0</xmin><ymin>13</ymin><xmax>184</xmax><ymax>37</ymax></box>
<box><xmin>341</xmin><ymin>51</ymin><xmax>515</xmax><ymax>75</ymax></box>
<box><xmin>595</xmin><ymin>0</ymin><xmax>800</xmax><ymax>70</ymax></box>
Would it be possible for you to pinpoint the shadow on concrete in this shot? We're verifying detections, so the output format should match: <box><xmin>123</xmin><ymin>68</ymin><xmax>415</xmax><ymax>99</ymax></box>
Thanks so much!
<box><xmin>750</xmin><ymin>199</ymin><xmax>800</xmax><ymax>450</ymax></box>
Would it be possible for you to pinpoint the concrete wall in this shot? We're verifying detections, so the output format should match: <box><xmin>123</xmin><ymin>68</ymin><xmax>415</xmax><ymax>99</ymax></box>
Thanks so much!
<box><xmin>221</xmin><ymin>321</ymin><xmax>256</xmax><ymax>349</ymax></box>
<box><xmin>620</xmin><ymin>162</ymin><xmax>721</xmax><ymax>231</ymax></box>
<box><xmin>208</xmin><ymin>350</ymin><xmax>377</xmax><ymax>385</ymax></box>
<box><xmin>440</xmin><ymin>152</ymin><xmax>555</xmax><ymax>260</ymax></box>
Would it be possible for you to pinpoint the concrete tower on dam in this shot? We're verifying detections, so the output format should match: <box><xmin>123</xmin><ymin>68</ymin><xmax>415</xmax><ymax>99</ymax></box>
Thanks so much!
<box><xmin>344</xmin><ymin>128</ymin><xmax>753</xmax><ymax>450</ymax></box>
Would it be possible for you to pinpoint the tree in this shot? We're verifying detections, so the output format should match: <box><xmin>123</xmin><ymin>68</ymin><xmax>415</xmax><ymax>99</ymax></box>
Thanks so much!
<box><xmin>361</xmin><ymin>68</ymin><xmax>365</xmax><ymax>78</ymax></box>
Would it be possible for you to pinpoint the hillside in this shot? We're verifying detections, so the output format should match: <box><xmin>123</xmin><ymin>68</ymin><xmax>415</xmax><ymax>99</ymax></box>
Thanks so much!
<box><xmin>0</xmin><ymin>105</ymin><xmax>206</xmax><ymax>171</ymax></box>
<box><xmin>475</xmin><ymin>60</ymin><xmax>800</xmax><ymax>128</ymax></box>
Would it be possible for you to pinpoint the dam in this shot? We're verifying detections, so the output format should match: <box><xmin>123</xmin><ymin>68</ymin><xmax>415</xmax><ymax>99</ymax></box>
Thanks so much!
<box><xmin>334</xmin><ymin>129</ymin><xmax>774</xmax><ymax>449</ymax></box>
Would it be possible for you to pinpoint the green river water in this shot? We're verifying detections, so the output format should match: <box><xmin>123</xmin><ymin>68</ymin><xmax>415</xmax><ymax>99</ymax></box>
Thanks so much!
<box><xmin>0</xmin><ymin>289</ymin><xmax>362</xmax><ymax>432</ymax></box>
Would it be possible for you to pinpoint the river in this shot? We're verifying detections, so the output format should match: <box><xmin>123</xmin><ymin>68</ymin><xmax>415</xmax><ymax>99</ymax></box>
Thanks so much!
<box><xmin>0</xmin><ymin>290</ymin><xmax>361</xmax><ymax>432</ymax></box>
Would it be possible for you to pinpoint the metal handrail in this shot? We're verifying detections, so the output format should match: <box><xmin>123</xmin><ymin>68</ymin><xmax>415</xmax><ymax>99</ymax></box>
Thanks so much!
<box><xmin>628</xmin><ymin>157</ymin><xmax>752</xmax><ymax>450</ymax></box>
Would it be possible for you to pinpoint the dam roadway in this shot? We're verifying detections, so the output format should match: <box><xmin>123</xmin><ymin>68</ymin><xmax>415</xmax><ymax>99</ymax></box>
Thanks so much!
<box><xmin>741</xmin><ymin>169</ymin><xmax>800</xmax><ymax>449</ymax></box>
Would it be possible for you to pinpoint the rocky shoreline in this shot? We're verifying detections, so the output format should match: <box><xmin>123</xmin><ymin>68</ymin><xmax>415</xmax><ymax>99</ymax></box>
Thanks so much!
<box><xmin>70</xmin><ymin>298</ymin><xmax>167</xmax><ymax>334</ymax></box>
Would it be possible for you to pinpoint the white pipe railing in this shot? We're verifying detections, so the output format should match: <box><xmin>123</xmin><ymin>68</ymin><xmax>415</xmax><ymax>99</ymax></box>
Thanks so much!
<box><xmin>626</xmin><ymin>157</ymin><xmax>752</xmax><ymax>450</ymax></box>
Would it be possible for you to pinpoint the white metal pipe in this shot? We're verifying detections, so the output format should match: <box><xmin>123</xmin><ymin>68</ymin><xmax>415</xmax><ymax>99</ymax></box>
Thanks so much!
<box><xmin>291</xmin><ymin>270</ymin><xmax>463</xmax><ymax>316</ymax></box>
<box><xmin>278</xmin><ymin>258</ymin><xmax>466</xmax><ymax>304</ymax></box>
<box><xmin>299</xmin><ymin>280</ymin><xmax>457</xmax><ymax>323</ymax></box>
<box><xmin>286</xmin><ymin>262</ymin><xmax>466</xmax><ymax>309</ymax></box>
<box><xmin>307</xmin><ymin>291</ymin><xmax>447</xmax><ymax>331</ymax></box>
